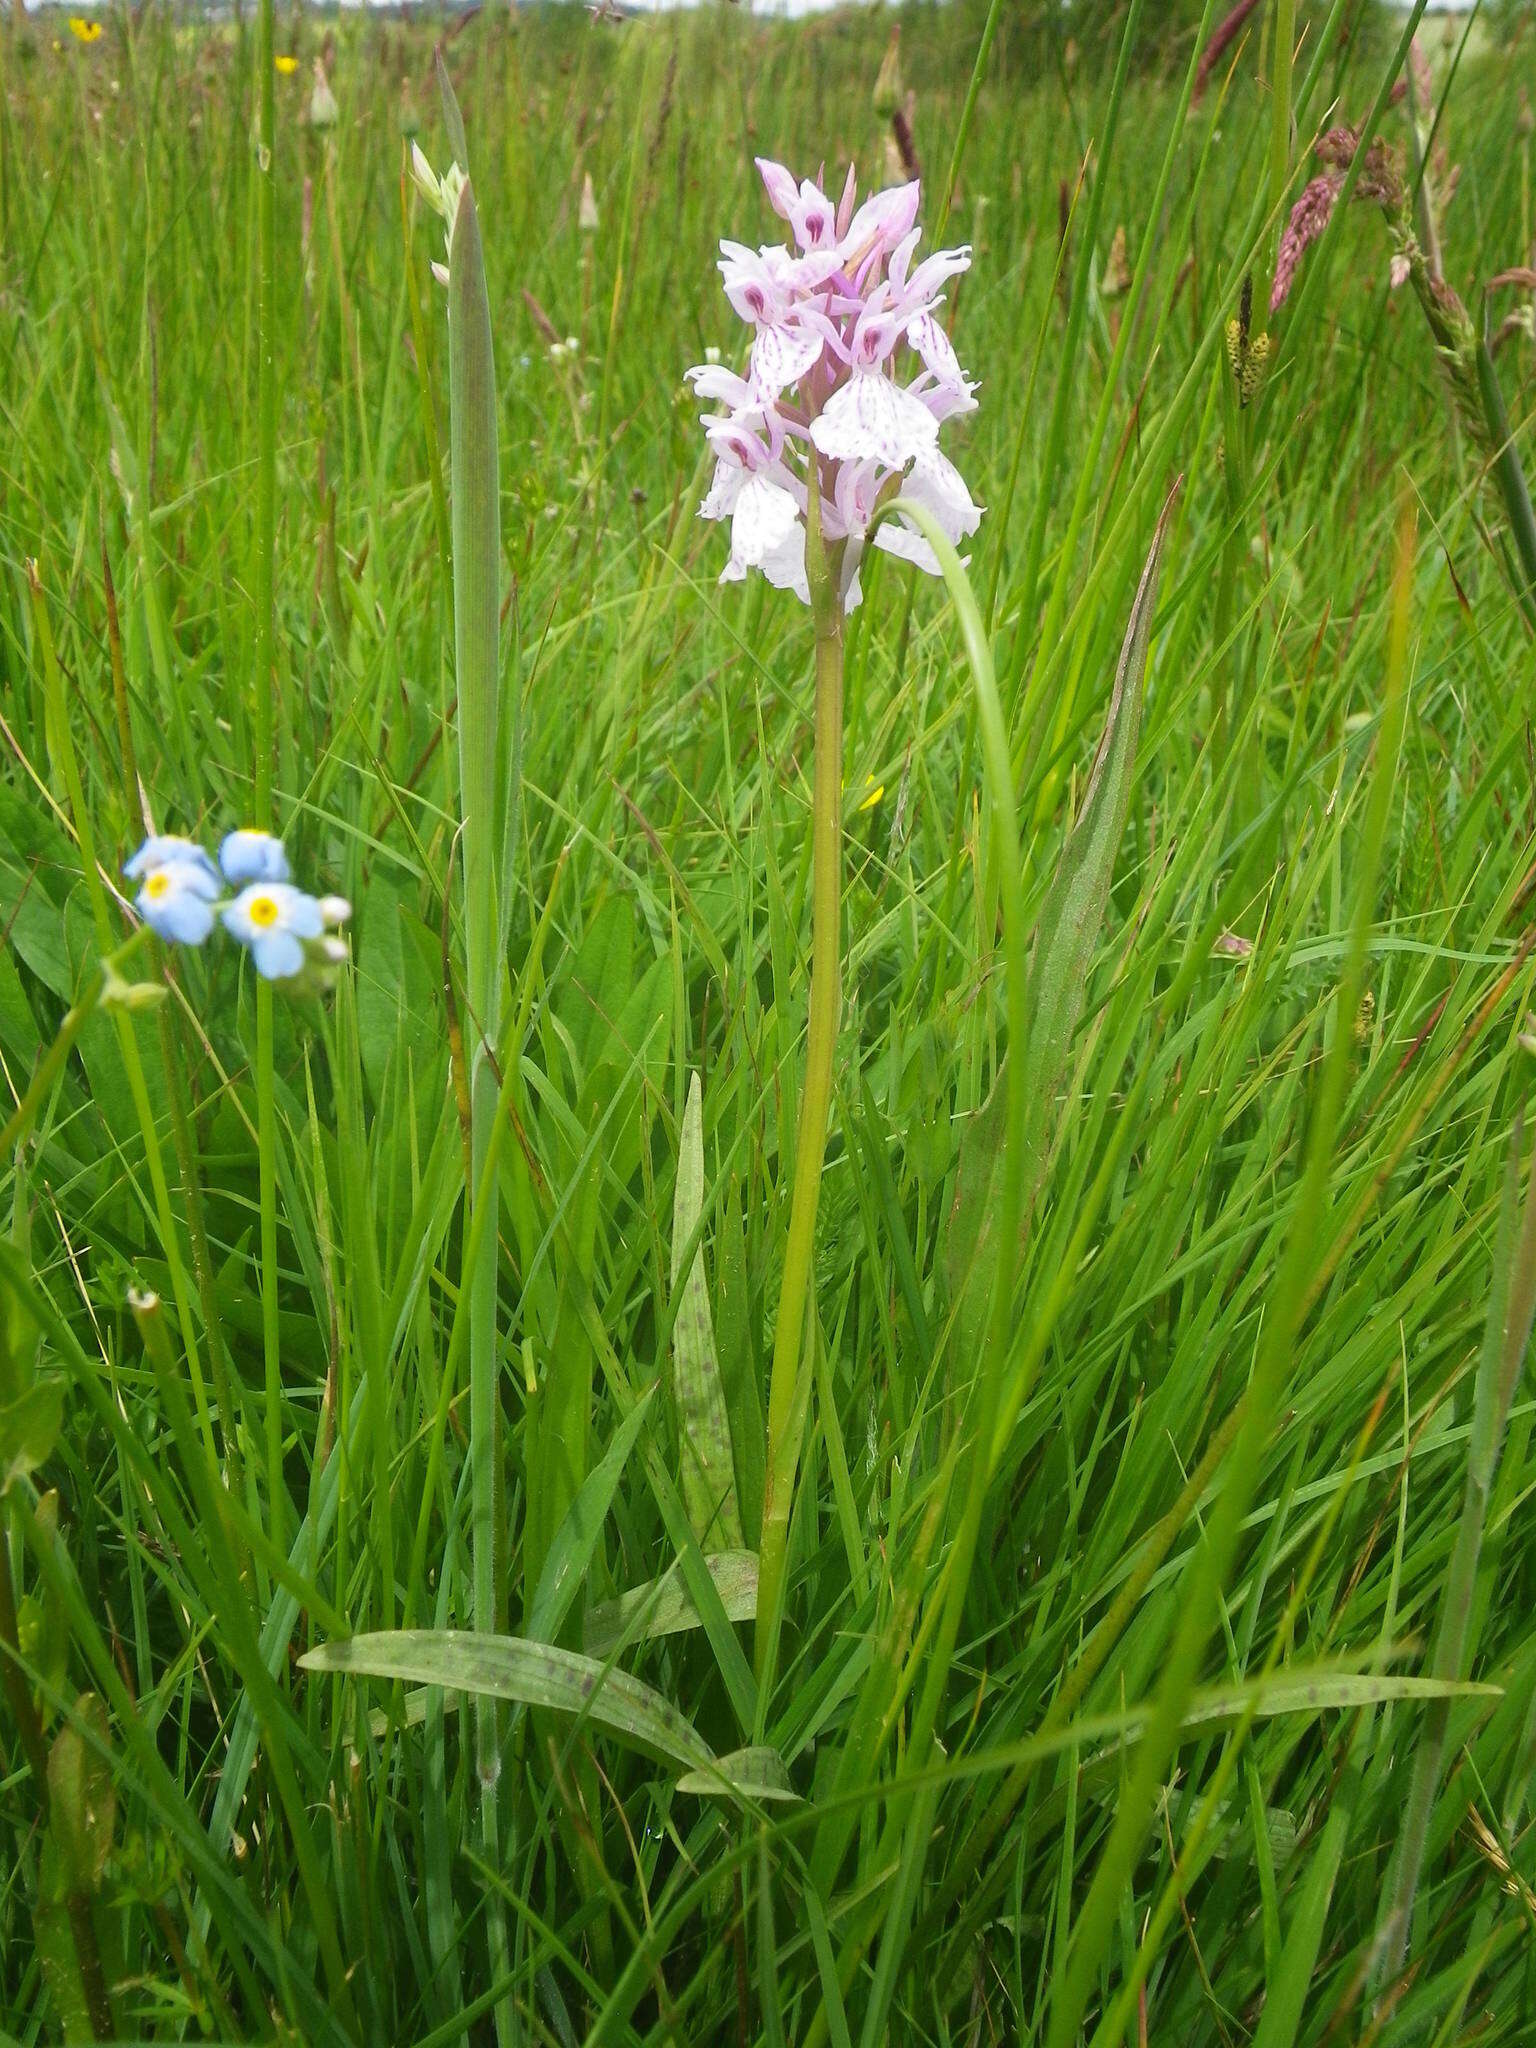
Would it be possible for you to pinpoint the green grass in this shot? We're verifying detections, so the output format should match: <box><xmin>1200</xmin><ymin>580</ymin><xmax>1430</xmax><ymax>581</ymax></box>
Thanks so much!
<box><xmin>4</xmin><ymin>1</ymin><xmax>1536</xmax><ymax>2042</ymax></box>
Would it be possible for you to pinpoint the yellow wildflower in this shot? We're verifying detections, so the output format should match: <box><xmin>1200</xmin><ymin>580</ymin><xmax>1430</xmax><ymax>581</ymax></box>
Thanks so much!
<box><xmin>68</xmin><ymin>17</ymin><xmax>103</xmax><ymax>41</ymax></box>
<box><xmin>843</xmin><ymin>773</ymin><xmax>885</xmax><ymax>814</ymax></box>
<box><xmin>275</xmin><ymin>53</ymin><xmax>298</xmax><ymax>75</ymax></box>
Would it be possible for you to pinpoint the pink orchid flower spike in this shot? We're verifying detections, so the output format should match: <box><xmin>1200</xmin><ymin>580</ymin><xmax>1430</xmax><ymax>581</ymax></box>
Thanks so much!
<box><xmin>690</xmin><ymin>157</ymin><xmax>981</xmax><ymax>613</ymax></box>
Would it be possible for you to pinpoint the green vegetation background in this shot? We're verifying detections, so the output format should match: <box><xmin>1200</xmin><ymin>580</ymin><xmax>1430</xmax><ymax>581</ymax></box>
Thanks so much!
<box><xmin>2</xmin><ymin>1</ymin><xmax>1536</xmax><ymax>2043</ymax></box>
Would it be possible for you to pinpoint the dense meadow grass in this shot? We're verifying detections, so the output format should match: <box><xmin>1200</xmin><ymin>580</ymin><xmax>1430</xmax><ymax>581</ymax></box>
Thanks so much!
<box><xmin>4</xmin><ymin>0</ymin><xmax>1536</xmax><ymax>2040</ymax></box>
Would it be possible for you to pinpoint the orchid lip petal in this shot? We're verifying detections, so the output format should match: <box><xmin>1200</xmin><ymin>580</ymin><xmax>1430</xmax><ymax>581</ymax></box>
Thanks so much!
<box><xmin>750</xmin><ymin>320</ymin><xmax>825</xmax><ymax>395</ymax></box>
<box><xmin>810</xmin><ymin>372</ymin><xmax>939</xmax><ymax>470</ymax></box>
<box><xmin>730</xmin><ymin>474</ymin><xmax>801</xmax><ymax>568</ymax></box>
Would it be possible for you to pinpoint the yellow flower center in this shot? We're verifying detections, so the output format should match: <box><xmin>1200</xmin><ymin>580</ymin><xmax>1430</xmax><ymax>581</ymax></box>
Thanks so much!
<box><xmin>145</xmin><ymin>870</ymin><xmax>171</xmax><ymax>900</ymax></box>
<box><xmin>247</xmin><ymin>895</ymin><xmax>280</xmax><ymax>929</ymax></box>
<box><xmin>275</xmin><ymin>53</ymin><xmax>298</xmax><ymax>73</ymax></box>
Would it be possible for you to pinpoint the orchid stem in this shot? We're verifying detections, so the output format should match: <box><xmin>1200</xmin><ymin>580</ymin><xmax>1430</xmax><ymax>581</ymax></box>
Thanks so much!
<box><xmin>755</xmin><ymin>495</ymin><xmax>844</xmax><ymax>1702</ymax></box>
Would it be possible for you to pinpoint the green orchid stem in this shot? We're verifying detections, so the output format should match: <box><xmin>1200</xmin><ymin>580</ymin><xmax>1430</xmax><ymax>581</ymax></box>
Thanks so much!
<box><xmin>754</xmin><ymin>493</ymin><xmax>845</xmax><ymax>1699</ymax></box>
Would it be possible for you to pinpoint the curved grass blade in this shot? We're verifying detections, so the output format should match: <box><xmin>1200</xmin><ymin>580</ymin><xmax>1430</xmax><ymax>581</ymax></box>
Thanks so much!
<box><xmin>945</xmin><ymin>488</ymin><xmax>1175</xmax><ymax>1357</ymax></box>
<box><xmin>528</xmin><ymin>1384</ymin><xmax>657</xmax><ymax>1647</ymax></box>
<box><xmin>1043</xmin><ymin>500</ymin><xmax>1418</xmax><ymax>2048</ymax></box>
<box><xmin>301</xmin><ymin>1630</ymin><xmax>714</xmax><ymax>1775</ymax></box>
<box><xmin>676</xmin><ymin>1744</ymin><xmax>798</xmax><ymax>1804</ymax></box>
<box><xmin>1371</xmin><ymin>1108</ymin><xmax>1536</xmax><ymax>1986</ymax></box>
<box><xmin>583</xmin><ymin>1548</ymin><xmax>757</xmax><ymax>1661</ymax></box>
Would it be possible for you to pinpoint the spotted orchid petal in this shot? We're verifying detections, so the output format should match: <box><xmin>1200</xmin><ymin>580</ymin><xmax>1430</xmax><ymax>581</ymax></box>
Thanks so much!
<box><xmin>757</xmin><ymin>523</ymin><xmax>810</xmax><ymax>603</ymax></box>
<box><xmin>793</xmin><ymin>178</ymin><xmax>837</xmax><ymax>253</ymax></box>
<box><xmin>687</xmin><ymin>363</ymin><xmax>757</xmax><ymax>409</ymax></box>
<box><xmin>913</xmin><ymin>368</ymin><xmax>979</xmax><ymax>424</ymax></box>
<box><xmin>874</xmin><ymin>448</ymin><xmax>983</xmax><ymax>574</ymax></box>
<box><xmin>756</xmin><ymin>157</ymin><xmax>801</xmax><ymax>223</ymax></box>
<box><xmin>810</xmin><ymin>372</ymin><xmax>939</xmax><ymax>469</ymax></box>
<box><xmin>756</xmin><ymin>156</ymin><xmax>837</xmax><ymax>254</ymax></box>
<box><xmin>841</xmin><ymin>180</ymin><xmax>921</xmax><ymax>264</ymax></box>
<box><xmin>750</xmin><ymin>320</ymin><xmax>826</xmax><ymax>395</ymax></box>
<box><xmin>718</xmin><ymin>240</ymin><xmax>787</xmax><ymax>327</ymax></box>
<box><xmin>847</xmin><ymin>306</ymin><xmax>905</xmax><ymax>372</ymax></box>
<box><xmin>905</xmin><ymin>310</ymin><xmax>962</xmax><ymax>385</ymax></box>
<box><xmin>907</xmin><ymin>446</ymin><xmax>983</xmax><ymax>539</ymax></box>
<box><xmin>700</xmin><ymin>458</ymin><xmax>749</xmax><ymax>523</ymax></box>
<box><xmin>891</xmin><ymin>240</ymin><xmax>972</xmax><ymax>309</ymax></box>
<box><xmin>872</xmin><ymin>521</ymin><xmax>943</xmax><ymax>575</ymax></box>
<box><xmin>729</xmin><ymin>474</ymin><xmax>801</xmax><ymax>571</ymax></box>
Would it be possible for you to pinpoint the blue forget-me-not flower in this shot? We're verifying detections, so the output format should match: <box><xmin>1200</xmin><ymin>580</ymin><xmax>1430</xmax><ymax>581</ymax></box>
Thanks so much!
<box><xmin>134</xmin><ymin>859</ymin><xmax>222</xmax><ymax>945</ymax></box>
<box><xmin>219</xmin><ymin>829</ymin><xmax>291</xmax><ymax>886</ymax></box>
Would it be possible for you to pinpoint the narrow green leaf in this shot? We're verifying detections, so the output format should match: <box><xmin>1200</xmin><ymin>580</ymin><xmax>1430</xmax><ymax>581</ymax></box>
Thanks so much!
<box><xmin>717</xmin><ymin>1170</ymin><xmax>764</xmax><ymax>1549</ymax></box>
<box><xmin>946</xmin><ymin>492</ymin><xmax>1174</xmax><ymax>1335</ymax></box>
<box><xmin>528</xmin><ymin>1386</ymin><xmax>657</xmax><ymax>1647</ymax></box>
<box><xmin>669</xmin><ymin>1072</ymin><xmax>743</xmax><ymax>1549</ymax></box>
<box><xmin>1475</xmin><ymin>320</ymin><xmax>1536</xmax><ymax>621</ymax></box>
<box><xmin>1250</xmin><ymin>1805</ymin><xmax>1347</xmax><ymax>2048</ymax></box>
<box><xmin>1175</xmin><ymin>1670</ymin><xmax>1501</xmax><ymax>1730</ymax></box>
<box><xmin>434</xmin><ymin>46</ymin><xmax>470</xmax><ymax>174</ymax></box>
<box><xmin>856</xmin><ymin>1075</ymin><xmax>932</xmax><ymax>1366</ymax></box>
<box><xmin>34</xmin><ymin>1836</ymin><xmax>94</xmax><ymax>2044</ymax></box>
<box><xmin>1373</xmin><ymin>1108</ymin><xmax>1536</xmax><ymax>1981</ymax></box>
<box><xmin>446</xmin><ymin>159</ymin><xmax>504</xmax><ymax>1857</ymax></box>
<box><xmin>0</xmin><ymin>1382</ymin><xmax>62</xmax><ymax>1494</ymax></box>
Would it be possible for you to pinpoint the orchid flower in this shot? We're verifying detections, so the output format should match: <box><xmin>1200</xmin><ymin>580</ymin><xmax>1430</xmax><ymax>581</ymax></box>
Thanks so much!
<box><xmin>690</xmin><ymin>157</ymin><xmax>980</xmax><ymax>612</ymax></box>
